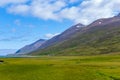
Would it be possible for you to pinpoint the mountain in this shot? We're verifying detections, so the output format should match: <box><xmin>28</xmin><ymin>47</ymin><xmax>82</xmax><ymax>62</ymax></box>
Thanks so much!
<box><xmin>15</xmin><ymin>39</ymin><xmax>46</xmax><ymax>54</ymax></box>
<box><xmin>16</xmin><ymin>23</ymin><xmax>84</xmax><ymax>55</ymax></box>
<box><xmin>36</xmin><ymin>23</ymin><xmax>85</xmax><ymax>49</ymax></box>
<box><xmin>30</xmin><ymin>13</ymin><xmax>120</xmax><ymax>56</ymax></box>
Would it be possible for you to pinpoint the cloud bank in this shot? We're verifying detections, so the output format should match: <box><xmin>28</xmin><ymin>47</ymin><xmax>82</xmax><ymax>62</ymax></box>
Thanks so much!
<box><xmin>0</xmin><ymin>0</ymin><xmax>120</xmax><ymax>24</ymax></box>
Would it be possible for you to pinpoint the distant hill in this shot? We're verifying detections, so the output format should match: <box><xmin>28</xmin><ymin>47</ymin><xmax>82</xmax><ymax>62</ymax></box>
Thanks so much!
<box><xmin>15</xmin><ymin>39</ymin><xmax>46</xmax><ymax>54</ymax></box>
<box><xmin>30</xmin><ymin>13</ymin><xmax>120</xmax><ymax>56</ymax></box>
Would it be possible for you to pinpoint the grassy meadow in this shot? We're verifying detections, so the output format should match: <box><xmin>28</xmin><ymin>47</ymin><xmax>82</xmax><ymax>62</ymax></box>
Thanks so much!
<box><xmin>0</xmin><ymin>54</ymin><xmax>120</xmax><ymax>80</ymax></box>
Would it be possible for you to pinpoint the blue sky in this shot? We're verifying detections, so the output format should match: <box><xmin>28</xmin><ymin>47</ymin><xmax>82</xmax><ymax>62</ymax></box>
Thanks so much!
<box><xmin>0</xmin><ymin>0</ymin><xmax>120</xmax><ymax>51</ymax></box>
<box><xmin>0</xmin><ymin>7</ymin><xmax>72</xmax><ymax>49</ymax></box>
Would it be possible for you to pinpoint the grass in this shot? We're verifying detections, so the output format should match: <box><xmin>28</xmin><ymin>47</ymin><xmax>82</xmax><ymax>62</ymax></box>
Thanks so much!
<box><xmin>33</xmin><ymin>24</ymin><xmax>120</xmax><ymax>56</ymax></box>
<box><xmin>1</xmin><ymin>55</ymin><xmax>120</xmax><ymax>80</ymax></box>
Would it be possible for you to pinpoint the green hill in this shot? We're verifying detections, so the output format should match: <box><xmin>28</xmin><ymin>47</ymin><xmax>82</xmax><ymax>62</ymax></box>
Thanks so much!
<box><xmin>30</xmin><ymin>14</ymin><xmax>120</xmax><ymax>56</ymax></box>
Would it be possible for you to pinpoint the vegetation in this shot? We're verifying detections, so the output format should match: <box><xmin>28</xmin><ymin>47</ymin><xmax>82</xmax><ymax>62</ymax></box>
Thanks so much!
<box><xmin>32</xmin><ymin>23</ymin><xmax>120</xmax><ymax>56</ymax></box>
<box><xmin>1</xmin><ymin>54</ymin><xmax>120</xmax><ymax>80</ymax></box>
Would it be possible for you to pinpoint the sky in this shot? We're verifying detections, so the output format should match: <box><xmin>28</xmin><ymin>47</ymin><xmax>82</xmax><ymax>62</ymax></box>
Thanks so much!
<box><xmin>0</xmin><ymin>0</ymin><xmax>120</xmax><ymax>54</ymax></box>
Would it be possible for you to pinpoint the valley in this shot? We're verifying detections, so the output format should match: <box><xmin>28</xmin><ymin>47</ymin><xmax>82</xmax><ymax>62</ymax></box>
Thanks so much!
<box><xmin>1</xmin><ymin>54</ymin><xmax>120</xmax><ymax>80</ymax></box>
<box><xmin>1</xmin><ymin>0</ymin><xmax>120</xmax><ymax>80</ymax></box>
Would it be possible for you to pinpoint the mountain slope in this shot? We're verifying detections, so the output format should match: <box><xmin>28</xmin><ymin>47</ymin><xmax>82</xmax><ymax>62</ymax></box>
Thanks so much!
<box><xmin>16</xmin><ymin>23</ymin><xmax>84</xmax><ymax>55</ymax></box>
<box><xmin>36</xmin><ymin>23</ymin><xmax>85</xmax><ymax>49</ymax></box>
<box><xmin>30</xmin><ymin>14</ymin><xmax>120</xmax><ymax>55</ymax></box>
<box><xmin>16</xmin><ymin>39</ymin><xmax>46</xmax><ymax>54</ymax></box>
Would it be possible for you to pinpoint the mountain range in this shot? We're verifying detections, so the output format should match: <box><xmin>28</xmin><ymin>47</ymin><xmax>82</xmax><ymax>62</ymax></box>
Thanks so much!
<box><xmin>16</xmin><ymin>39</ymin><xmax>46</xmax><ymax>54</ymax></box>
<box><xmin>15</xmin><ymin>23</ymin><xmax>84</xmax><ymax>54</ymax></box>
<box><xmin>16</xmin><ymin>13</ymin><xmax>120</xmax><ymax>56</ymax></box>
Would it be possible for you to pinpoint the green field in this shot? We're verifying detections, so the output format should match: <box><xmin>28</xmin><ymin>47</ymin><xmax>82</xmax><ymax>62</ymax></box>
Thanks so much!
<box><xmin>0</xmin><ymin>54</ymin><xmax>120</xmax><ymax>80</ymax></box>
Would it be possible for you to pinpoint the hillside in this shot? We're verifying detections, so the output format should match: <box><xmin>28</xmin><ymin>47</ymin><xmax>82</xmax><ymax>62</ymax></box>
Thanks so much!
<box><xmin>16</xmin><ymin>39</ymin><xmax>46</xmax><ymax>54</ymax></box>
<box><xmin>16</xmin><ymin>23</ymin><xmax>84</xmax><ymax>55</ymax></box>
<box><xmin>30</xmin><ymin>13</ymin><xmax>120</xmax><ymax>56</ymax></box>
<box><xmin>37</xmin><ymin>23</ymin><xmax>85</xmax><ymax>49</ymax></box>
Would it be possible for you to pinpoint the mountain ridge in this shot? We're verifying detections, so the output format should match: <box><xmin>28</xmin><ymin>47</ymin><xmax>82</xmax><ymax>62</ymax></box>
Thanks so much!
<box><xmin>16</xmin><ymin>23</ymin><xmax>85</xmax><ymax>55</ymax></box>
<box><xmin>15</xmin><ymin>39</ymin><xmax>46</xmax><ymax>54</ymax></box>
<box><xmin>37</xmin><ymin>23</ymin><xmax>85</xmax><ymax>49</ymax></box>
<box><xmin>29</xmin><ymin>13</ymin><xmax>120</xmax><ymax>55</ymax></box>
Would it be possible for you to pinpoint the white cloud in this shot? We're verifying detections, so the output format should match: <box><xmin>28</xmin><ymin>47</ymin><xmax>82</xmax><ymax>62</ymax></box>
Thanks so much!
<box><xmin>6</xmin><ymin>0</ymin><xmax>66</xmax><ymax>20</ymax></box>
<box><xmin>59</xmin><ymin>0</ymin><xmax>120</xmax><ymax>24</ymax></box>
<box><xmin>30</xmin><ymin>0</ymin><xmax>66</xmax><ymax>20</ymax></box>
<box><xmin>1</xmin><ymin>0</ymin><xmax>120</xmax><ymax>24</ymax></box>
<box><xmin>45</xmin><ymin>33</ymin><xmax>60</xmax><ymax>39</ymax></box>
<box><xmin>8</xmin><ymin>4</ymin><xmax>30</xmax><ymax>15</ymax></box>
<box><xmin>74</xmin><ymin>0</ymin><xmax>120</xmax><ymax>24</ymax></box>
<box><xmin>0</xmin><ymin>0</ymin><xmax>28</xmax><ymax>6</ymax></box>
<box><xmin>59</xmin><ymin>6</ymin><xmax>80</xmax><ymax>23</ymax></box>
